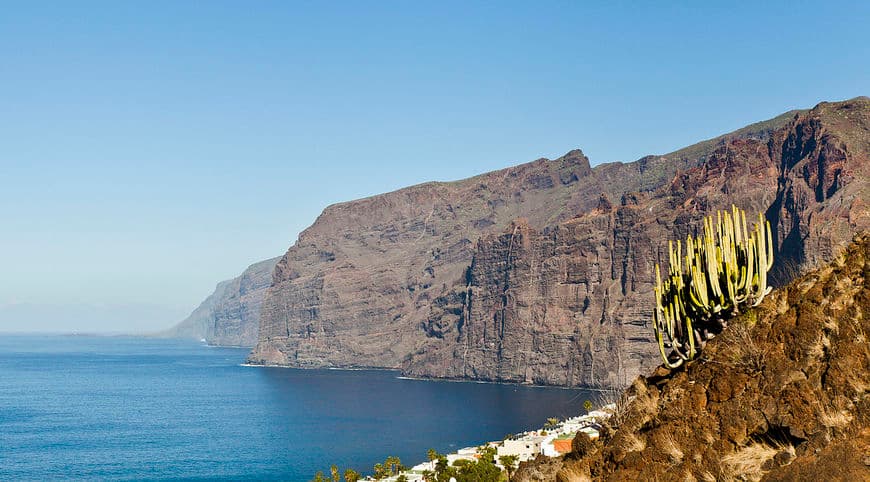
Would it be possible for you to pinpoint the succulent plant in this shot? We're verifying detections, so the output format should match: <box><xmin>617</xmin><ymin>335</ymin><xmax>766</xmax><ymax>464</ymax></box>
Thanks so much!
<box><xmin>653</xmin><ymin>206</ymin><xmax>773</xmax><ymax>368</ymax></box>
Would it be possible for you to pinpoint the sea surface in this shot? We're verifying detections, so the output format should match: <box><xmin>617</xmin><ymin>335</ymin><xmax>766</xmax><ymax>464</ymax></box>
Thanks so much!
<box><xmin>0</xmin><ymin>335</ymin><xmax>593</xmax><ymax>481</ymax></box>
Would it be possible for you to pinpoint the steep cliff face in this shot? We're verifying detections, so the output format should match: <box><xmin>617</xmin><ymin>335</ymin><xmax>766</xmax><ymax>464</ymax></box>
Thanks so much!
<box><xmin>404</xmin><ymin>97</ymin><xmax>870</xmax><ymax>387</ymax></box>
<box><xmin>768</xmin><ymin>98</ymin><xmax>870</xmax><ymax>274</ymax></box>
<box><xmin>249</xmin><ymin>151</ymin><xmax>605</xmax><ymax>367</ymax></box>
<box><xmin>161</xmin><ymin>278</ymin><xmax>233</xmax><ymax>341</ymax></box>
<box><xmin>403</xmin><ymin>138</ymin><xmax>782</xmax><ymax>387</ymax></box>
<box><xmin>249</xmin><ymin>97</ymin><xmax>869</xmax><ymax>389</ymax></box>
<box><xmin>163</xmin><ymin>257</ymin><xmax>280</xmax><ymax>346</ymax></box>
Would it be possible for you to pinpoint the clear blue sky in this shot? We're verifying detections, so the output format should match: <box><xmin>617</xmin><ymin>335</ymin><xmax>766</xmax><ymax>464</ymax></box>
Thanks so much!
<box><xmin>1</xmin><ymin>1</ymin><xmax>868</xmax><ymax>332</ymax></box>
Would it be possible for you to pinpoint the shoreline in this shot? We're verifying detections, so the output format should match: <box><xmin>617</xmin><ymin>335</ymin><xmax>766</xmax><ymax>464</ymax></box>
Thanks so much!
<box><xmin>239</xmin><ymin>363</ymin><xmax>401</xmax><ymax>372</ymax></box>
<box><xmin>241</xmin><ymin>361</ymin><xmax>610</xmax><ymax>391</ymax></box>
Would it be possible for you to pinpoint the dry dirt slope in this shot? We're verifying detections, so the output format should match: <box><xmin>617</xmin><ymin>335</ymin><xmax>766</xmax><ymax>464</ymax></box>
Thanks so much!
<box><xmin>516</xmin><ymin>233</ymin><xmax>870</xmax><ymax>481</ymax></box>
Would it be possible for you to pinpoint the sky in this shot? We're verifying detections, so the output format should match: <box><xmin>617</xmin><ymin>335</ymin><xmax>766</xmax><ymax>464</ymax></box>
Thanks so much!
<box><xmin>1</xmin><ymin>1</ymin><xmax>868</xmax><ymax>333</ymax></box>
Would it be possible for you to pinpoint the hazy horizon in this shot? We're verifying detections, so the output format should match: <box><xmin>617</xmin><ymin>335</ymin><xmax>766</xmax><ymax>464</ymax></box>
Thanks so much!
<box><xmin>3</xmin><ymin>1</ymin><xmax>868</xmax><ymax>333</ymax></box>
<box><xmin>0</xmin><ymin>301</ymin><xmax>186</xmax><ymax>334</ymax></box>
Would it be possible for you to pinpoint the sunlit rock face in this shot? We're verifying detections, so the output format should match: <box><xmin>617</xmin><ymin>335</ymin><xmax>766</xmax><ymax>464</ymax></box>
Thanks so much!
<box><xmin>250</xmin><ymin>97</ymin><xmax>870</xmax><ymax>388</ymax></box>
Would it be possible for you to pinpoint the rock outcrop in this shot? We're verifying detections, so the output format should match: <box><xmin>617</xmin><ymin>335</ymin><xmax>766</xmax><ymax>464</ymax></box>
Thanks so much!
<box><xmin>249</xmin><ymin>97</ymin><xmax>870</xmax><ymax>388</ymax></box>
<box><xmin>162</xmin><ymin>257</ymin><xmax>280</xmax><ymax>346</ymax></box>
<box><xmin>515</xmin><ymin>233</ymin><xmax>870</xmax><ymax>481</ymax></box>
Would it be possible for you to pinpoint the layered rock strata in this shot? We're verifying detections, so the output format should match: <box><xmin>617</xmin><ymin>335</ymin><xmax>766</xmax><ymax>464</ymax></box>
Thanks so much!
<box><xmin>249</xmin><ymin>97</ymin><xmax>869</xmax><ymax>388</ymax></box>
<box><xmin>405</xmin><ymin>97</ymin><xmax>870</xmax><ymax>387</ymax></box>
<box><xmin>163</xmin><ymin>257</ymin><xmax>280</xmax><ymax>346</ymax></box>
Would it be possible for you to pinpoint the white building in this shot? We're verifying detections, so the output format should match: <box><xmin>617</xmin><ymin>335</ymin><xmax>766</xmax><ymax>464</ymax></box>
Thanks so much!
<box><xmin>496</xmin><ymin>435</ymin><xmax>546</xmax><ymax>461</ymax></box>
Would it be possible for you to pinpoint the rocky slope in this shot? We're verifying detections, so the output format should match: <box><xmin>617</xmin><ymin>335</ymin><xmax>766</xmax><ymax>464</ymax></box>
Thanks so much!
<box><xmin>514</xmin><ymin>233</ymin><xmax>870</xmax><ymax>481</ymax></box>
<box><xmin>162</xmin><ymin>257</ymin><xmax>279</xmax><ymax>346</ymax></box>
<box><xmin>249</xmin><ymin>97</ymin><xmax>869</xmax><ymax>389</ymax></box>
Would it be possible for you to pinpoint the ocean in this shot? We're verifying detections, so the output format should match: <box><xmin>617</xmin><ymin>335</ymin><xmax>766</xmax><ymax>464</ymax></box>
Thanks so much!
<box><xmin>0</xmin><ymin>335</ymin><xmax>593</xmax><ymax>481</ymax></box>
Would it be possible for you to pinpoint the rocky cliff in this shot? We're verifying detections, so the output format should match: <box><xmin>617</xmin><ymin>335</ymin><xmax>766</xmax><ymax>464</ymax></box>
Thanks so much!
<box><xmin>249</xmin><ymin>150</ymin><xmax>605</xmax><ymax>367</ymax></box>
<box><xmin>162</xmin><ymin>257</ymin><xmax>280</xmax><ymax>346</ymax></box>
<box><xmin>515</xmin><ymin>233</ymin><xmax>870</xmax><ymax>481</ymax></box>
<box><xmin>404</xmin><ymin>97</ymin><xmax>870</xmax><ymax>388</ymax></box>
<box><xmin>249</xmin><ymin>97</ymin><xmax>870</xmax><ymax>389</ymax></box>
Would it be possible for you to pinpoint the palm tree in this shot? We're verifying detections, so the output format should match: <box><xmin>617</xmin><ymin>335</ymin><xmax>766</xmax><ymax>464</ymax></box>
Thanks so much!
<box><xmin>427</xmin><ymin>448</ymin><xmax>438</xmax><ymax>471</ymax></box>
<box><xmin>434</xmin><ymin>456</ymin><xmax>449</xmax><ymax>475</ymax></box>
<box><xmin>330</xmin><ymin>465</ymin><xmax>340</xmax><ymax>482</ymax></box>
<box><xmin>499</xmin><ymin>455</ymin><xmax>519</xmax><ymax>481</ymax></box>
<box><xmin>545</xmin><ymin>417</ymin><xmax>560</xmax><ymax>429</ymax></box>
<box><xmin>343</xmin><ymin>469</ymin><xmax>360</xmax><ymax>482</ymax></box>
<box><xmin>373</xmin><ymin>463</ymin><xmax>385</xmax><ymax>480</ymax></box>
<box><xmin>384</xmin><ymin>456</ymin><xmax>401</xmax><ymax>475</ymax></box>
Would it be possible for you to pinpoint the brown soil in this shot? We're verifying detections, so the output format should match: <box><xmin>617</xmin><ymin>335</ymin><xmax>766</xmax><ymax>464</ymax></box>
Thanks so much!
<box><xmin>515</xmin><ymin>233</ymin><xmax>870</xmax><ymax>481</ymax></box>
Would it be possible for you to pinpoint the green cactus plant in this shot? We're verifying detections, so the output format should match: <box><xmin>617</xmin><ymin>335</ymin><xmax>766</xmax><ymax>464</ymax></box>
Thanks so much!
<box><xmin>653</xmin><ymin>206</ymin><xmax>773</xmax><ymax>368</ymax></box>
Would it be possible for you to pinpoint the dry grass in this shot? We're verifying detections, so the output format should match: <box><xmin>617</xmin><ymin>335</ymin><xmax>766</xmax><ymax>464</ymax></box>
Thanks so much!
<box><xmin>622</xmin><ymin>387</ymin><xmax>660</xmax><ymax>430</ymax></box>
<box><xmin>819</xmin><ymin>408</ymin><xmax>853</xmax><ymax>429</ymax></box>
<box><xmin>656</xmin><ymin>432</ymin><xmax>684</xmax><ymax>464</ymax></box>
<box><xmin>848</xmin><ymin>377</ymin><xmax>870</xmax><ymax>397</ymax></box>
<box><xmin>696</xmin><ymin>469</ymin><xmax>717</xmax><ymax>482</ymax></box>
<box><xmin>821</xmin><ymin>313</ymin><xmax>840</xmax><ymax>332</ymax></box>
<box><xmin>555</xmin><ymin>463</ymin><xmax>592</xmax><ymax>482</ymax></box>
<box><xmin>720</xmin><ymin>443</ymin><xmax>777</xmax><ymax>481</ymax></box>
<box><xmin>721</xmin><ymin>321</ymin><xmax>766</xmax><ymax>372</ymax></box>
<box><xmin>701</xmin><ymin>430</ymin><xmax>716</xmax><ymax>445</ymax></box>
<box><xmin>848</xmin><ymin>316</ymin><xmax>870</xmax><ymax>388</ymax></box>
<box><xmin>852</xmin><ymin>320</ymin><xmax>870</xmax><ymax>362</ymax></box>
<box><xmin>720</xmin><ymin>442</ymin><xmax>794</xmax><ymax>482</ymax></box>
<box><xmin>807</xmin><ymin>332</ymin><xmax>831</xmax><ymax>361</ymax></box>
<box><xmin>623</xmin><ymin>432</ymin><xmax>646</xmax><ymax>453</ymax></box>
<box><xmin>596</xmin><ymin>389</ymin><xmax>632</xmax><ymax>429</ymax></box>
<box><xmin>818</xmin><ymin>396</ymin><xmax>855</xmax><ymax>429</ymax></box>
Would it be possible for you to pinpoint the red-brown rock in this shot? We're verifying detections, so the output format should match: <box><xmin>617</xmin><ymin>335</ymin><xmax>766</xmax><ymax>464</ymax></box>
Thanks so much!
<box><xmin>245</xmin><ymin>97</ymin><xmax>870</xmax><ymax>391</ymax></box>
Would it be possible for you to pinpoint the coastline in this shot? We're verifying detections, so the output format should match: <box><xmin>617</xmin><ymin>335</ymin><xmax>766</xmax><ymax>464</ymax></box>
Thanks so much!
<box><xmin>362</xmin><ymin>404</ymin><xmax>615</xmax><ymax>481</ymax></box>
<box><xmin>240</xmin><ymin>363</ymin><xmax>402</xmax><ymax>372</ymax></box>
<box><xmin>241</xmin><ymin>360</ymin><xmax>610</xmax><ymax>391</ymax></box>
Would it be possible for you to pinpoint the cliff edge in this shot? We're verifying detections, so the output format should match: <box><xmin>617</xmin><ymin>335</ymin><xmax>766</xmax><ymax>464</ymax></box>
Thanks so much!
<box><xmin>249</xmin><ymin>97</ymin><xmax>869</xmax><ymax>389</ymax></box>
<box><xmin>404</xmin><ymin>97</ymin><xmax>870</xmax><ymax>388</ymax></box>
<box><xmin>160</xmin><ymin>257</ymin><xmax>280</xmax><ymax>346</ymax></box>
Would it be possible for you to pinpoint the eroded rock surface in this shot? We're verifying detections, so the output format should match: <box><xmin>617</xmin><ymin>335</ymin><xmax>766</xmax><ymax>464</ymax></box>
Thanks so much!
<box><xmin>405</xmin><ymin>97</ymin><xmax>870</xmax><ymax>387</ymax></box>
<box><xmin>249</xmin><ymin>97</ymin><xmax>870</xmax><ymax>389</ymax></box>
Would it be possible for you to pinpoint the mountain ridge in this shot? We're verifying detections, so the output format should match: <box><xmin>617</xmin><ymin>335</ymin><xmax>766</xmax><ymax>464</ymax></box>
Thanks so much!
<box><xmin>162</xmin><ymin>97</ymin><xmax>868</xmax><ymax>383</ymax></box>
<box><xmin>245</xmin><ymin>98</ymin><xmax>866</xmax><ymax>387</ymax></box>
<box><xmin>402</xmin><ymin>96</ymin><xmax>869</xmax><ymax>387</ymax></box>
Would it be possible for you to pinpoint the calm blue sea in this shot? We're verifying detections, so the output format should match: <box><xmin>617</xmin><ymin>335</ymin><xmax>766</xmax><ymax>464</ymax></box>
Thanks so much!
<box><xmin>0</xmin><ymin>335</ymin><xmax>591</xmax><ymax>481</ymax></box>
